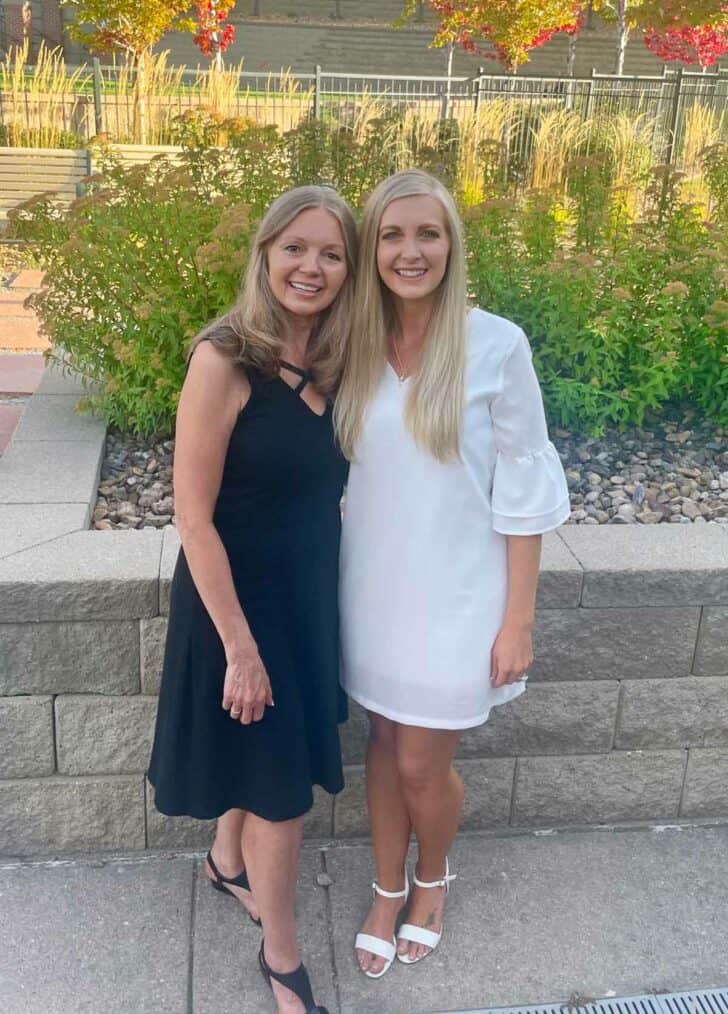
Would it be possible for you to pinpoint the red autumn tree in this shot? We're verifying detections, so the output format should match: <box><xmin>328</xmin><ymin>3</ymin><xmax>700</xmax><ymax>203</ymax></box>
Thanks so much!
<box><xmin>399</xmin><ymin>0</ymin><xmax>588</xmax><ymax>72</ymax></box>
<box><xmin>594</xmin><ymin>0</ymin><xmax>727</xmax><ymax>75</ymax></box>
<box><xmin>192</xmin><ymin>1</ymin><xmax>237</xmax><ymax>68</ymax></box>
<box><xmin>643</xmin><ymin>9</ymin><xmax>728</xmax><ymax>69</ymax></box>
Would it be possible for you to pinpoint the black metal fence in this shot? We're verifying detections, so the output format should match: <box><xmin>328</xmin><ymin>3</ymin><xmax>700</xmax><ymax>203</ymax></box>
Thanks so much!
<box><xmin>1</xmin><ymin>61</ymin><xmax>726</xmax><ymax>172</ymax></box>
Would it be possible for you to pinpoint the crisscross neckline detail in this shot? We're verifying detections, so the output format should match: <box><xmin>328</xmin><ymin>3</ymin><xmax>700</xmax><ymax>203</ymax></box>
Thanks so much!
<box><xmin>277</xmin><ymin>360</ymin><xmax>326</xmax><ymax>418</ymax></box>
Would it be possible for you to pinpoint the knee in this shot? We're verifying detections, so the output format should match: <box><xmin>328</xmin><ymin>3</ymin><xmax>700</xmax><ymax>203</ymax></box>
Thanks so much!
<box><xmin>396</xmin><ymin>753</ymin><xmax>440</xmax><ymax>797</ymax></box>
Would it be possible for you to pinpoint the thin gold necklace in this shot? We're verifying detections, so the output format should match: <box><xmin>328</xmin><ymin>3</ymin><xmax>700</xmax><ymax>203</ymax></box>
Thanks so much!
<box><xmin>391</xmin><ymin>338</ymin><xmax>409</xmax><ymax>382</ymax></box>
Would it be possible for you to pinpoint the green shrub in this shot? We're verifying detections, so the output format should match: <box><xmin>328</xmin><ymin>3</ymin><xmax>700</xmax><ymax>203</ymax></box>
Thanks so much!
<box><xmin>465</xmin><ymin>162</ymin><xmax>728</xmax><ymax>433</ymax></box>
<box><xmin>8</xmin><ymin>126</ymin><xmax>728</xmax><ymax>438</ymax></box>
<box><xmin>8</xmin><ymin>148</ymin><xmax>259</xmax><ymax>435</ymax></box>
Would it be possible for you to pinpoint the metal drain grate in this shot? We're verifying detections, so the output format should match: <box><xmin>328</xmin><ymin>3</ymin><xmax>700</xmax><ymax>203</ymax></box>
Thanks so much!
<box><xmin>432</xmin><ymin>988</ymin><xmax>728</xmax><ymax>1014</ymax></box>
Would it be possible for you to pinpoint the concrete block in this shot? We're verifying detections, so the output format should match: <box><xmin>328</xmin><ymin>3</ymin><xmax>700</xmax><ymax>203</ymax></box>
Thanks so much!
<box><xmin>35</xmin><ymin>362</ymin><xmax>96</xmax><ymax>396</ymax></box>
<box><xmin>694</xmin><ymin>607</ymin><xmax>728</xmax><ymax>675</ymax></box>
<box><xmin>560</xmin><ymin>525</ymin><xmax>728</xmax><ymax>606</ymax></box>
<box><xmin>334</xmin><ymin>758</ymin><xmax>514</xmax><ymax>837</ymax></box>
<box><xmin>0</xmin><ymin>620</ymin><xmax>139</xmax><ymax>694</ymax></box>
<box><xmin>0</xmin><ymin>696</ymin><xmax>54</xmax><ymax>778</ymax></box>
<box><xmin>0</xmin><ymin>857</ymin><xmax>191</xmax><ymax>1014</ymax></box>
<box><xmin>537</xmin><ymin>531</ymin><xmax>583</xmax><ymax>607</ymax></box>
<box><xmin>339</xmin><ymin>698</ymin><xmax>369</xmax><ymax>765</ymax></box>
<box><xmin>0</xmin><ymin>504</ymin><xmax>88</xmax><ymax>560</ymax></box>
<box><xmin>0</xmin><ymin>439</ymin><xmax>103</xmax><ymax>504</ymax></box>
<box><xmin>159</xmin><ymin>526</ymin><xmax>181</xmax><ymax>614</ymax></box>
<box><xmin>306</xmin><ymin>785</ymin><xmax>335</xmax><ymax>838</ymax></box>
<box><xmin>531</xmin><ymin>607</ymin><xmax>699</xmax><ymax>681</ymax></box>
<box><xmin>457</xmin><ymin>757</ymin><xmax>515</xmax><ymax>830</ymax></box>
<box><xmin>616</xmin><ymin>677</ymin><xmax>728</xmax><ymax>750</ymax></box>
<box><xmin>513</xmin><ymin>750</ymin><xmax>686</xmax><ymax>827</ymax></box>
<box><xmin>459</xmin><ymin>681</ymin><xmax>619</xmax><ymax>757</ymax></box>
<box><xmin>140</xmin><ymin>616</ymin><xmax>167</xmax><ymax>694</ymax></box>
<box><xmin>681</xmin><ymin>748</ymin><xmax>728</xmax><ymax>818</ymax></box>
<box><xmin>0</xmin><ymin>529</ymin><xmax>162</xmax><ymax>621</ymax></box>
<box><xmin>11</xmin><ymin>395</ymin><xmax>105</xmax><ymax>443</ymax></box>
<box><xmin>145</xmin><ymin>778</ymin><xmax>217</xmax><ymax>850</ymax></box>
<box><xmin>55</xmin><ymin>695</ymin><xmax>157</xmax><ymax>775</ymax></box>
<box><xmin>0</xmin><ymin>775</ymin><xmax>145</xmax><ymax>857</ymax></box>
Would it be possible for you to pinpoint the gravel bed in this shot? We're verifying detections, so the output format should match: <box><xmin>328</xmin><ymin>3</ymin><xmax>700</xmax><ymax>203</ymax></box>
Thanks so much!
<box><xmin>93</xmin><ymin>418</ymin><xmax>728</xmax><ymax>530</ymax></box>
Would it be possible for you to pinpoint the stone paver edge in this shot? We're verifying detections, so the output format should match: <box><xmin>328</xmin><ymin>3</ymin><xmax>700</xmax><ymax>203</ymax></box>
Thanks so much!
<box><xmin>1</xmin><ymin>365</ymin><xmax>728</xmax><ymax>614</ymax></box>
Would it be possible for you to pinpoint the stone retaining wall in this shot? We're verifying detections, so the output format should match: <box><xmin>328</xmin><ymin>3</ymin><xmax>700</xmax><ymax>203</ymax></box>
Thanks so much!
<box><xmin>1</xmin><ymin>367</ymin><xmax>727</xmax><ymax>858</ymax></box>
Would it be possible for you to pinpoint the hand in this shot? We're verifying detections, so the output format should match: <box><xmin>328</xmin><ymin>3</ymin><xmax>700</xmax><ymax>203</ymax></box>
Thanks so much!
<box><xmin>222</xmin><ymin>642</ymin><xmax>274</xmax><ymax>725</ymax></box>
<box><xmin>490</xmin><ymin>622</ymin><xmax>533</xmax><ymax>689</ymax></box>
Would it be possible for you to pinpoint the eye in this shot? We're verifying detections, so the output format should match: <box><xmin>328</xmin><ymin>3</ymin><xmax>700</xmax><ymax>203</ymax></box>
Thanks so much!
<box><xmin>325</xmin><ymin>251</ymin><xmax>343</xmax><ymax>262</ymax></box>
<box><xmin>421</xmin><ymin>229</ymin><xmax>440</xmax><ymax>239</ymax></box>
<box><xmin>283</xmin><ymin>243</ymin><xmax>301</xmax><ymax>254</ymax></box>
<box><xmin>380</xmin><ymin>231</ymin><xmax>399</xmax><ymax>241</ymax></box>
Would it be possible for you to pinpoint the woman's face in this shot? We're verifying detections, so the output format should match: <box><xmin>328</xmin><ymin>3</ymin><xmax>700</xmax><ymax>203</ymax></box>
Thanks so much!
<box><xmin>267</xmin><ymin>207</ymin><xmax>348</xmax><ymax>319</ymax></box>
<box><xmin>376</xmin><ymin>194</ymin><xmax>450</xmax><ymax>308</ymax></box>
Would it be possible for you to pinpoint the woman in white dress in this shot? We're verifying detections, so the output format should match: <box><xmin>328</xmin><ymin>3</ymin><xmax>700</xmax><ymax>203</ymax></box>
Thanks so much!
<box><xmin>334</xmin><ymin>169</ymin><xmax>570</xmax><ymax>977</ymax></box>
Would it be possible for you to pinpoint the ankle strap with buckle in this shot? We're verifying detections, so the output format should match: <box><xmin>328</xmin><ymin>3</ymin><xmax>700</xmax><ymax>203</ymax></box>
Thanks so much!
<box><xmin>413</xmin><ymin>857</ymin><xmax>457</xmax><ymax>893</ymax></box>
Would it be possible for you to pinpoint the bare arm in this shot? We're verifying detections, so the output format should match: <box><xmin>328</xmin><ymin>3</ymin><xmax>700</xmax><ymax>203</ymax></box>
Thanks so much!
<box><xmin>490</xmin><ymin>533</ymin><xmax>541</xmax><ymax>688</ymax></box>
<box><xmin>174</xmin><ymin>341</ymin><xmax>272</xmax><ymax>723</ymax></box>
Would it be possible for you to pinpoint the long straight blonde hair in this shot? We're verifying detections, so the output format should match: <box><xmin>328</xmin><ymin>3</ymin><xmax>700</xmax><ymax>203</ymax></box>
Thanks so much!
<box><xmin>190</xmin><ymin>186</ymin><xmax>358</xmax><ymax>394</ymax></box>
<box><xmin>334</xmin><ymin>169</ymin><xmax>467</xmax><ymax>461</ymax></box>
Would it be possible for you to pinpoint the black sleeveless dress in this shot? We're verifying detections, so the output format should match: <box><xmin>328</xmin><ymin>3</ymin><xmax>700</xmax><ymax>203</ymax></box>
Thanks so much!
<box><xmin>148</xmin><ymin>364</ymin><xmax>349</xmax><ymax>822</ymax></box>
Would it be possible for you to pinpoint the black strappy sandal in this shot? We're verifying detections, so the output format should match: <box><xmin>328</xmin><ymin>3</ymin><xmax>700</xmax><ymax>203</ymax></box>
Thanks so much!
<box><xmin>258</xmin><ymin>940</ymin><xmax>329</xmax><ymax>1014</ymax></box>
<box><xmin>206</xmin><ymin>850</ymin><xmax>262</xmax><ymax>927</ymax></box>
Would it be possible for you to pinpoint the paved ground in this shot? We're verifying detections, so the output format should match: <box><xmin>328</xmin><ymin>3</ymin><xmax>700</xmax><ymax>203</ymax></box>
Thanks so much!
<box><xmin>0</xmin><ymin>270</ymin><xmax>47</xmax><ymax>455</ymax></box>
<box><xmin>1</xmin><ymin>823</ymin><xmax>727</xmax><ymax>1014</ymax></box>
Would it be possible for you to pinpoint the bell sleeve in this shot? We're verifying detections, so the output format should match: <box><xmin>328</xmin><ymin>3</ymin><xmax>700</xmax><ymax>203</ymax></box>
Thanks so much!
<box><xmin>490</xmin><ymin>330</ymin><xmax>571</xmax><ymax>535</ymax></box>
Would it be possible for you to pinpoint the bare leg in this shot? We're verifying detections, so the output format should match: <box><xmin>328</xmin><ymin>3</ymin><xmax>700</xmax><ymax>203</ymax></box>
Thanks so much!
<box><xmin>395</xmin><ymin>726</ymin><xmax>463</xmax><ymax>961</ymax></box>
<box><xmin>243</xmin><ymin>813</ymin><xmax>309</xmax><ymax>1014</ymax></box>
<box><xmin>355</xmin><ymin>712</ymin><xmax>412</xmax><ymax>975</ymax></box>
<box><xmin>205</xmin><ymin>808</ymin><xmax>260</xmax><ymax>922</ymax></box>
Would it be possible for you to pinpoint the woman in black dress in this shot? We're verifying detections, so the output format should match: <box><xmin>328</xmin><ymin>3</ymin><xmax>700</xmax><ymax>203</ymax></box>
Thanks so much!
<box><xmin>148</xmin><ymin>186</ymin><xmax>357</xmax><ymax>1014</ymax></box>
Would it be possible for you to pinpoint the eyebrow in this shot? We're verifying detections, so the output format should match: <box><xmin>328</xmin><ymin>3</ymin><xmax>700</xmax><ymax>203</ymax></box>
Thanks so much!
<box><xmin>379</xmin><ymin>222</ymin><xmax>443</xmax><ymax>232</ymax></box>
<box><xmin>281</xmin><ymin>234</ymin><xmax>345</xmax><ymax>250</ymax></box>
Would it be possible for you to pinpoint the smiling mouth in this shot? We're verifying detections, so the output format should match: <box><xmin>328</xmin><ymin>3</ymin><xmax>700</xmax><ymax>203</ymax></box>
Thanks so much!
<box><xmin>394</xmin><ymin>268</ymin><xmax>427</xmax><ymax>278</ymax></box>
<box><xmin>289</xmin><ymin>281</ymin><xmax>323</xmax><ymax>293</ymax></box>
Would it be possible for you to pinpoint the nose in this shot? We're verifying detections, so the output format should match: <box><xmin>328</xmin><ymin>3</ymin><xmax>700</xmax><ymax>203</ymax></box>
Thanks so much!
<box><xmin>300</xmin><ymin>249</ymin><xmax>322</xmax><ymax>275</ymax></box>
<box><xmin>401</xmin><ymin>235</ymin><xmax>420</xmax><ymax>261</ymax></box>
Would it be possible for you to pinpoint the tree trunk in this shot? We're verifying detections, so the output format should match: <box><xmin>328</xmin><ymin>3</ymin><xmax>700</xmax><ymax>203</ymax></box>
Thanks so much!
<box><xmin>614</xmin><ymin>0</ymin><xmax>629</xmax><ymax>76</ymax></box>
<box><xmin>567</xmin><ymin>33</ymin><xmax>577</xmax><ymax>77</ymax></box>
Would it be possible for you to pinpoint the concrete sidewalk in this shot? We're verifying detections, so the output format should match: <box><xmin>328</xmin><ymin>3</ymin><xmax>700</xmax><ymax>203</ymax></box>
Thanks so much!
<box><xmin>1</xmin><ymin>823</ymin><xmax>727</xmax><ymax>1014</ymax></box>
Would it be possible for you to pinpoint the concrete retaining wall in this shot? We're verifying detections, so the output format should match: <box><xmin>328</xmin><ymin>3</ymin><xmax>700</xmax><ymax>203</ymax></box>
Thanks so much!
<box><xmin>1</xmin><ymin>366</ymin><xmax>727</xmax><ymax>858</ymax></box>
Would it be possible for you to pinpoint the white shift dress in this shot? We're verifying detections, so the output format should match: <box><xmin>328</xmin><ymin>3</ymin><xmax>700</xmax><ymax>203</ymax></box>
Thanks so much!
<box><xmin>339</xmin><ymin>308</ymin><xmax>571</xmax><ymax>729</ymax></box>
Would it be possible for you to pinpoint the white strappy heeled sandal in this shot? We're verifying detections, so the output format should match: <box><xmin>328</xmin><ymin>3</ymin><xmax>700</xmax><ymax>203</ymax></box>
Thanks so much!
<box><xmin>396</xmin><ymin>857</ymin><xmax>457</xmax><ymax>965</ymax></box>
<box><xmin>354</xmin><ymin>873</ymin><xmax>410</xmax><ymax>979</ymax></box>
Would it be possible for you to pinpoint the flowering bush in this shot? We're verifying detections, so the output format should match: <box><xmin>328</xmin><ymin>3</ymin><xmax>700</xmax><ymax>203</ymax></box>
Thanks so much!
<box><xmin>8</xmin><ymin>125</ymin><xmax>728</xmax><ymax>436</ymax></box>
<box><xmin>8</xmin><ymin>148</ymin><xmax>258</xmax><ymax>434</ymax></box>
<box><xmin>466</xmin><ymin>159</ymin><xmax>728</xmax><ymax>433</ymax></box>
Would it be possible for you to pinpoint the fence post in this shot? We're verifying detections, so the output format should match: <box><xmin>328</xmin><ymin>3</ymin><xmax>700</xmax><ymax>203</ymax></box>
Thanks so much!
<box><xmin>92</xmin><ymin>57</ymin><xmax>103</xmax><ymax>136</ymax></box>
<box><xmin>584</xmin><ymin>67</ymin><xmax>596</xmax><ymax>120</ymax></box>
<box><xmin>664</xmin><ymin>65</ymin><xmax>683</xmax><ymax>166</ymax></box>
<box><xmin>473</xmin><ymin>65</ymin><xmax>484</xmax><ymax>113</ymax></box>
<box><xmin>313</xmin><ymin>64</ymin><xmax>322</xmax><ymax>119</ymax></box>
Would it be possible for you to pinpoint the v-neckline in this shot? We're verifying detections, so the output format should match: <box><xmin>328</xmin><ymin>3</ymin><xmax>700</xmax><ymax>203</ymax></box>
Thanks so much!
<box><xmin>275</xmin><ymin>374</ymin><xmax>327</xmax><ymax>419</ymax></box>
<box><xmin>385</xmin><ymin>361</ymin><xmax>413</xmax><ymax>386</ymax></box>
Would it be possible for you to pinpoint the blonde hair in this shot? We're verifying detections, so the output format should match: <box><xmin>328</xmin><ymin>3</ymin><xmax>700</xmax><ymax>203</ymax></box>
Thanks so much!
<box><xmin>334</xmin><ymin>169</ymin><xmax>467</xmax><ymax>461</ymax></box>
<box><xmin>190</xmin><ymin>185</ymin><xmax>357</xmax><ymax>394</ymax></box>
